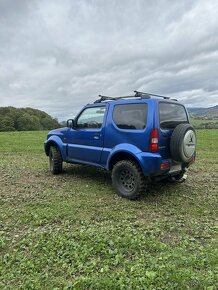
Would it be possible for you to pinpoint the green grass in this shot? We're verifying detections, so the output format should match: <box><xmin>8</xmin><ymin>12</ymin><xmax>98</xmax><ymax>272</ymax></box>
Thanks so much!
<box><xmin>0</xmin><ymin>130</ymin><xmax>218</xmax><ymax>289</ymax></box>
<box><xmin>191</xmin><ymin>119</ymin><xmax>217</xmax><ymax>125</ymax></box>
<box><xmin>191</xmin><ymin>118</ymin><xmax>218</xmax><ymax>129</ymax></box>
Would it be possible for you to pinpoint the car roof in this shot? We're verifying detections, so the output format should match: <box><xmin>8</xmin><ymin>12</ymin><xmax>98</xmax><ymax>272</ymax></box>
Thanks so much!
<box><xmin>106</xmin><ymin>98</ymin><xmax>178</xmax><ymax>104</ymax></box>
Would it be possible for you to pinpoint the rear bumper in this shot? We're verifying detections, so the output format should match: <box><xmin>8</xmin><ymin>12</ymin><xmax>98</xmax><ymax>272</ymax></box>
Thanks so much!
<box><xmin>136</xmin><ymin>152</ymin><xmax>162</xmax><ymax>176</ymax></box>
<box><xmin>137</xmin><ymin>152</ymin><xmax>194</xmax><ymax>177</ymax></box>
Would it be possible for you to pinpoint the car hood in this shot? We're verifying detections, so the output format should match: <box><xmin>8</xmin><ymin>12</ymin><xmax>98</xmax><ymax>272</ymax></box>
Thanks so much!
<box><xmin>47</xmin><ymin>127</ymin><xmax>68</xmax><ymax>138</ymax></box>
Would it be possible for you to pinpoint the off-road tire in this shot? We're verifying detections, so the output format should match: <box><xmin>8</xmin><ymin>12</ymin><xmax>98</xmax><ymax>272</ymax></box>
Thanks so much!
<box><xmin>112</xmin><ymin>160</ymin><xmax>146</xmax><ymax>200</ymax></box>
<box><xmin>170</xmin><ymin>124</ymin><xmax>196</xmax><ymax>163</ymax></box>
<box><xmin>49</xmin><ymin>146</ymin><xmax>62</xmax><ymax>175</ymax></box>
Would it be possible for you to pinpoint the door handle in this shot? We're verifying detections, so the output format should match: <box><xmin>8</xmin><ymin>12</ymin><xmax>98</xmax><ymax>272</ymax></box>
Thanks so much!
<box><xmin>93</xmin><ymin>133</ymin><xmax>101</xmax><ymax>139</ymax></box>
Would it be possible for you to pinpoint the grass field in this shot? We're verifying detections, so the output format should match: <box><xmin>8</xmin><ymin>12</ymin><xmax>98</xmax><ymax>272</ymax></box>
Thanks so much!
<box><xmin>191</xmin><ymin>119</ymin><xmax>218</xmax><ymax>129</ymax></box>
<box><xmin>0</xmin><ymin>130</ymin><xmax>218</xmax><ymax>289</ymax></box>
<box><xmin>191</xmin><ymin>119</ymin><xmax>217</xmax><ymax>125</ymax></box>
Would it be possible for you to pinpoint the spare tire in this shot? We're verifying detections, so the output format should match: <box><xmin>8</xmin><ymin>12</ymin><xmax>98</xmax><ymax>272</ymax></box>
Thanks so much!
<box><xmin>170</xmin><ymin>124</ymin><xmax>196</xmax><ymax>163</ymax></box>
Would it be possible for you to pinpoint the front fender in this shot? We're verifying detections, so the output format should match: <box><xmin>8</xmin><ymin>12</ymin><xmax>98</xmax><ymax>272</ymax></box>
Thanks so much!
<box><xmin>44</xmin><ymin>135</ymin><xmax>67</xmax><ymax>160</ymax></box>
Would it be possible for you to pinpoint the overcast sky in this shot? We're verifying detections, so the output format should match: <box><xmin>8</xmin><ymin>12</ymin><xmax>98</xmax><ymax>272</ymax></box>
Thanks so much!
<box><xmin>0</xmin><ymin>0</ymin><xmax>218</xmax><ymax>120</ymax></box>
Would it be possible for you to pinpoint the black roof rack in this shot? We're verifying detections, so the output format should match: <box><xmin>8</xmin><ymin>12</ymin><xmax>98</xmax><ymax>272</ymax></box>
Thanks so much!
<box><xmin>94</xmin><ymin>94</ymin><xmax>141</xmax><ymax>103</ymax></box>
<box><xmin>94</xmin><ymin>91</ymin><xmax>176</xmax><ymax>103</ymax></box>
<box><xmin>134</xmin><ymin>90</ymin><xmax>170</xmax><ymax>99</ymax></box>
<box><xmin>94</xmin><ymin>95</ymin><xmax>113</xmax><ymax>103</ymax></box>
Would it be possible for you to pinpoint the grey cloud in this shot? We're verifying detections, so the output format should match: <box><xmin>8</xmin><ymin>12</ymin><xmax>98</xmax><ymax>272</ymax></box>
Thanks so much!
<box><xmin>0</xmin><ymin>0</ymin><xmax>218</xmax><ymax>120</ymax></box>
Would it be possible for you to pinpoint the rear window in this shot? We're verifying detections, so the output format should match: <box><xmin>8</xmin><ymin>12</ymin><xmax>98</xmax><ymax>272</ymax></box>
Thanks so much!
<box><xmin>113</xmin><ymin>103</ymin><xmax>148</xmax><ymax>130</ymax></box>
<box><xmin>159</xmin><ymin>102</ymin><xmax>188</xmax><ymax>129</ymax></box>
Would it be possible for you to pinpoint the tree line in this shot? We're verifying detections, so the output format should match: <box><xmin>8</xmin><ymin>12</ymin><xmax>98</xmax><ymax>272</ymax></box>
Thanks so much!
<box><xmin>0</xmin><ymin>107</ymin><xmax>60</xmax><ymax>131</ymax></box>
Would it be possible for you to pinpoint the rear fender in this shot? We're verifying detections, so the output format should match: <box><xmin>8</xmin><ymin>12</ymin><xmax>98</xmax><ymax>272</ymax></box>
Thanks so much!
<box><xmin>106</xmin><ymin>143</ymin><xmax>142</xmax><ymax>169</ymax></box>
<box><xmin>107</xmin><ymin>143</ymin><xmax>162</xmax><ymax>175</ymax></box>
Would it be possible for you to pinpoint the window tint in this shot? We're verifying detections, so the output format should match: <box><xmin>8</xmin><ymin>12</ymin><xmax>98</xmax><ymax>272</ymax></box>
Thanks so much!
<box><xmin>159</xmin><ymin>102</ymin><xmax>188</xmax><ymax>129</ymax></box>
<box><xmin>77</xmin><ymin>106</ymin><xmax>106</xmax><ymax>129</ymax></box>
<box><xmin>113</xmin><ymin>104</ymin><xmax>148</xmax><ymax>130</ymax></box>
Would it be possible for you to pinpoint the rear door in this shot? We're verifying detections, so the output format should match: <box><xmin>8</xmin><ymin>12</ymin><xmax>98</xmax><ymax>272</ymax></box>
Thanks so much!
<box><xmin>158</xmin><ymin>102</ymin><xmax>189</xmax><ymax>159</ymax></box>
<box><xmin>67</xmin><ymin>105</ymin><xmax>108</xmax><ymax>164</ymax></box>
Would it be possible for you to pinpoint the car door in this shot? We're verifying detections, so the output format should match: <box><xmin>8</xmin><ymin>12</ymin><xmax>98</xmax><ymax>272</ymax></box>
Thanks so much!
<box><xmin>67</xmin><ymin>104</ymin><xmax>107</xmax><ymax>164</ymax></box>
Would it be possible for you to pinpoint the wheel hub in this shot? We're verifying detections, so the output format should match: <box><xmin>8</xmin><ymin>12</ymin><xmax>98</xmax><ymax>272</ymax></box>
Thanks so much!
<box><xmin>119</xmin><ymin>170</ymin><xmax>135</xmax><ymax>191</ymax></box>
<box><xmin>183</xmin><ymin>130</ymin><xmax>196</xmax><ymax>158</ymax></box>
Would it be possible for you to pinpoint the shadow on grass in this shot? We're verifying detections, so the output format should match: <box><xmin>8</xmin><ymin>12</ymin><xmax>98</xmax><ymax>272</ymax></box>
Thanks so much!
<box><xmin>62</xmin><ymin>164</ymin><xmax>181</xmax><ymax>201</ymax></box>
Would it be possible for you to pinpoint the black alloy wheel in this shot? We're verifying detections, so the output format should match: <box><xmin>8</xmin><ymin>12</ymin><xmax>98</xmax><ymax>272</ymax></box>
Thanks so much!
<box><xmin>112</xmin><ymin>160</ymin><xmax>146</xmax><ymax>200</ymax></box>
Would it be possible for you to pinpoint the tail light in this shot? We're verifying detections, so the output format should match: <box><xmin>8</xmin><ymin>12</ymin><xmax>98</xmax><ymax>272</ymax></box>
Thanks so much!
<box><xmin>149</xmin><ymin>129</ymin><xmax>159</xmax><ymax>152</ymax></box>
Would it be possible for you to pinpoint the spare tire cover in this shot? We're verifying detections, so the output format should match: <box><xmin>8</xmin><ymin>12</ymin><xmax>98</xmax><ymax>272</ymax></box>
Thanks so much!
<box><xmin>170</xmin><ymin>124</ymin><xmax>196</xmax><ymax>163</ymax></box>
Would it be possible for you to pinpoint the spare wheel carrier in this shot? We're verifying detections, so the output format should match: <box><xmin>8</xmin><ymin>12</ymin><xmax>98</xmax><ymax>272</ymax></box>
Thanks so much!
<box><xmin>170</xmin><ymin>124</ymin><xmax>196</xmax><ymax>163</ymax></box>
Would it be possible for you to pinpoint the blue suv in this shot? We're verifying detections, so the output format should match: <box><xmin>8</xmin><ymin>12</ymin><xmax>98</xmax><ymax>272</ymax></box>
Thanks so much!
<box><xmin>44</xmin><ymin>91</ymin><xmax>196</xmax><ymax>199</ymax></box>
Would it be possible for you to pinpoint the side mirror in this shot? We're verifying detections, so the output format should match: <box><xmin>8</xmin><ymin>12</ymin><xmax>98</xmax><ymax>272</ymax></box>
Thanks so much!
<box><xmin>67</xmin><ymin>119</ymin><xmax>76</xmax><ymax>129</ymax></box>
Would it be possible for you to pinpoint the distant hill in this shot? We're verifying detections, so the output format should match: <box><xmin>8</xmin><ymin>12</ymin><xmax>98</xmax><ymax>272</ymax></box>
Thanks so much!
<box><xmin>187</xmin><ymin>105</ymin><xmax>218</xmax><ymax>119</ymax></box>
<box><xmin>0</xmin><ymin>107</ymin><xmax>60</xmax><ymax>132</ymax></box>
<box><xmin>187</xmin><ymin>105</ymin><xmax>218</xmax><ymax>129</ymax></box>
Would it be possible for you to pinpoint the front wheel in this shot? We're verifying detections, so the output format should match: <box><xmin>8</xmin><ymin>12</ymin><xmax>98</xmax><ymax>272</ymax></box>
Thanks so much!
<box><xmin>112</xmin><ymin>160</ymin><xmax>147</xmax><ymax>200</ymax></box>
<box><xmin>49</xmin><ymin>146</ymin><xmax>62</xmax><ymax>175</ymax></box>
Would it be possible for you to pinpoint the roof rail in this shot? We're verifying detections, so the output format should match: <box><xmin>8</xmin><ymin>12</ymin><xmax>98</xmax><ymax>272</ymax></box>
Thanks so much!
<box><xmin>94</xmin><ymin>95</ymin><xmax>135</xmax><ymax>103</ymax></box>
<box><xmin>134</xmin><ymin>90</ymin><xmax>170</xmax><ymax>100</ymax></box>
<box><xmin>93</xmin><ymin>95</ymin><xmax>114</xmax><ymax>103</ymax></box>
<box><xmin>94</xmin><ymin>92</ymin><xmax>151</xmax><ymax>103</ymax></box>
<box><xmin>94</xmin><ymin>91</ymin><xmax>177</xmax><ymax>103</ymax></box>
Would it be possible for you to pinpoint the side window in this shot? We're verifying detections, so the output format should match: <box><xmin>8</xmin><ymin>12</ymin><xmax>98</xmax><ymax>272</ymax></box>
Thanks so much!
<box><xmin>113</xmin><ymin>103</ymin><xmax>148</xmax><ymax>130</ymax></box>
<box><xmin>76</xmin><ymin>106</ymin><xmax>106</xmax><ymax>129</ymax></box>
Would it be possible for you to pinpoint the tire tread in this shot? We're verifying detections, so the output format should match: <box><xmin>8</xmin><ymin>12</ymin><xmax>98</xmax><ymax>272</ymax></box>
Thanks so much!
<box><xmin>112</xmin><ymin>160</ymin><xmax>146</xmax><ymax>200</ymax></box>
<box><xmin>50</xmin><ymin>146</ymin><xmax>62</xmax><ymax>174</ymax></box>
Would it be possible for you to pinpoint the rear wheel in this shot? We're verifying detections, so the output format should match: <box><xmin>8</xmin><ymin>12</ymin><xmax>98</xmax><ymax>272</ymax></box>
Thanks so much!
<box><xmin>49</xmin><ymin>146</ymin><xmax>62</xmax><ymax>174</ymax></box>
<box><xmin>112</xmin><ymin>160</ymin><xmax>146</xmax><ymax>200</ymax></box>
